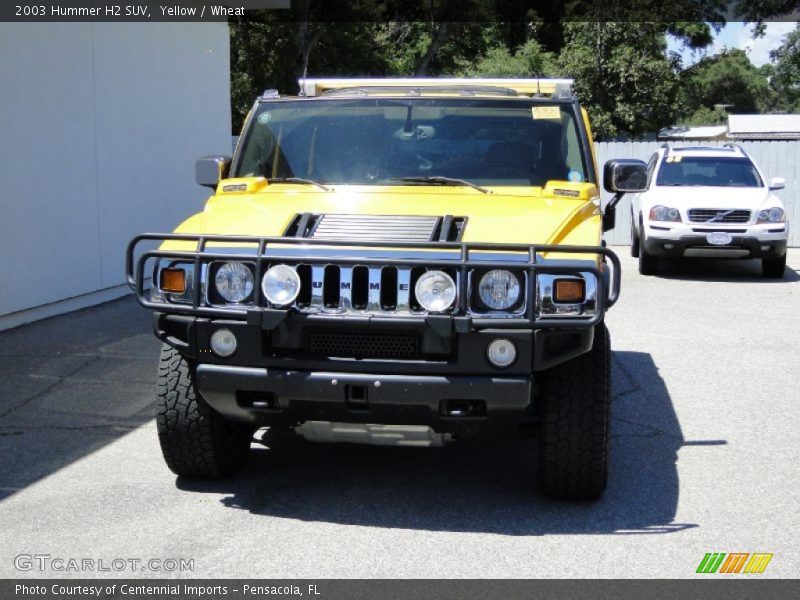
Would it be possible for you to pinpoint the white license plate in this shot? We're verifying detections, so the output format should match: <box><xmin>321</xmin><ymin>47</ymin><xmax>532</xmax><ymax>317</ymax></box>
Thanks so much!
<box><xmin>706</xmin><ymin>232</ymin><xmax>733</xmax><ymax>245</ymax></box>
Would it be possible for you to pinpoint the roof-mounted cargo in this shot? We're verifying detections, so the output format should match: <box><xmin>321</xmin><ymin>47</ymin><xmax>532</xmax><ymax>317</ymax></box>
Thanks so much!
<box><xmin>298</xmin><ymin>77</ymin><xmax>574</xmax><ymax>99</ymax></box>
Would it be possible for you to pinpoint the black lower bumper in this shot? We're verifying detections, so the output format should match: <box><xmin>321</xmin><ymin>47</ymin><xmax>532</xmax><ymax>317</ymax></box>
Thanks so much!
<box><xmin>644</xmin><ymin>235</ymin><xmax>787</xmax><ymax>259</ymax></box>
<box><xmin>155</xmin><ymin>312</ymin><xmax>594</xmax><ymax>374</ymax></box>
<box><xmin>196</xmin><ymin>364</ymin><xmax>534</xmax><ymax>435</ymax></box>
<box><xmin>155</xmin><ymin>312</ymin><xmax>595</xmax><ymax>435</ymax></box>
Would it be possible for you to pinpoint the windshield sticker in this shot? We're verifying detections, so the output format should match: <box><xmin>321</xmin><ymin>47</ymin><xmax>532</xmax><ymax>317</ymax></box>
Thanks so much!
<box><xmin>531</xmin><ymin>106</ymin><xmax>561</xmax><ymax>119</ymax></box>
<box><xmin>567</xmin><ymin>170</ymin><xmax>583</xmax><ymax>182</ymax></box>
<box><xmin>257</xmin><ymin>112</ymin><xmax>273</xmax><ymax>125</ymax></box>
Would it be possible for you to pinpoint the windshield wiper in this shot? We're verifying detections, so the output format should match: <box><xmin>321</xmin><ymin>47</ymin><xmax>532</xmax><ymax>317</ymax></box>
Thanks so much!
<box><xmin>390</xmin><ymin>176</ymin><xmax>490</xmax><ymax>194</ymax></box>
<box><xmin>266</xmin><ymin>177</ymin><xmax>331</xmax><ymax>192</ymax></box>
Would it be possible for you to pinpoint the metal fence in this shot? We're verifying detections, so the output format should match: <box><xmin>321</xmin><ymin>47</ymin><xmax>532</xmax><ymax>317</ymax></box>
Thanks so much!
<box><xmin>596</xmin><ymin>141</ymin><xmax>798</xmax><ymax>246</ymax></box>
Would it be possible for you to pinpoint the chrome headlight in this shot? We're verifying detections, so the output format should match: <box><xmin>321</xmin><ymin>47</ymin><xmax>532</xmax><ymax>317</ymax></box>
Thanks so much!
<box><xmin>214</xmin><ymin>262</ymin><xmax>254</xmax><ymax>304</ymax></box>
<box><xmin>649</xmin><ymin>205</ymin><xmax>681</xmax><ymax>222</ymax></box>
<box><xmin>415</xmin><ymin>270</ymin><xmax>456</xmax><ymax>313</ymax></box>
<box><xmin>478</xmin><ymin>269</ymin><xmax>520</xmax><ymax>310</ymax></box>
<box><xmin>262</xmin><ymin>264</ymin><xmax>301</xmax><ymax>307</ymax></box>
<box><xmin>757</xmin><ymin>207</ymin><xmax>785</xmax><ymax>224</ymax></box>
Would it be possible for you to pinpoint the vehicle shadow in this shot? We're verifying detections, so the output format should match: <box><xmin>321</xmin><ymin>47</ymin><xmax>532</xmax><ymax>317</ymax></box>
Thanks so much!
<box><xmin>177</xmin><ymin>351</ymin><xmax>711</xmax><ymax>536</ymax></box>
<box><xmin>0</xmin><ymin>296</ymin><xmax>159</xmax><ymax>501</ymax></box>
<box><xmin>653</xmin><ymin>257</ymin><xmax>800</xmax><ymax>283</ymax></box>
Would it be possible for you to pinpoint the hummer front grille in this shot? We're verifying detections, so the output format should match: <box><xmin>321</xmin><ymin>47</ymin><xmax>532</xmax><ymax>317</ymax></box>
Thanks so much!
<box><xmin>291</xmin><ymin>264</ymin><xmax>449</xmax><ymax>314</ymax></box>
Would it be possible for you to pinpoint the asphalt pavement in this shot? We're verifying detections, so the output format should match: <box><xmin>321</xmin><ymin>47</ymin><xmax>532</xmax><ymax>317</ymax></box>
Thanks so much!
<box><xmin>1</xmin><ymin>249</ymin><xmax>798</xmax><ymax>578</ymax></box>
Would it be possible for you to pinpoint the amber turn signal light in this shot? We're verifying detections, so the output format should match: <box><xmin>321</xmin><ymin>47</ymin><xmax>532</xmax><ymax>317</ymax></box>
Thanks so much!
<box><xmin>553</xmin><ymin>279</ymin><xmax>585</xmax><ymax>303</ymax></box>
<box><xmin>160</xmin><ymin>268</ymin><xmax>186</xmax><ymax>293</ymax></box>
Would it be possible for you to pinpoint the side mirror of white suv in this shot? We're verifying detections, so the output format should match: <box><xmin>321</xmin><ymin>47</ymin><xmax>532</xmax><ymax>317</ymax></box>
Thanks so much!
<box><xmin>769</xmin><ymin>176</ymin><xmax>785</xmax><ymax>191</ymax></box>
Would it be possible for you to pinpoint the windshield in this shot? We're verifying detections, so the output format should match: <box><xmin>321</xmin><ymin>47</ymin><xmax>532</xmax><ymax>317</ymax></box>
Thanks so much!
<box><xmin>655</xmin><ymin>156</ymin><xmax>762</xmax><ymax>187</ymax></box>
<box><xmin>234</xmin><ymin>98</ymin><xmax>590</xmax><ymax>187</ymax></box>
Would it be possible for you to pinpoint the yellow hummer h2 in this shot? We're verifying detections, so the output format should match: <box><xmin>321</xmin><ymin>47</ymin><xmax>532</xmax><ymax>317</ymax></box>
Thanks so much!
<box><xmin>127</xmin><ymin>78</ymin><xmax>648</xmax><ymax>500</ymax></box>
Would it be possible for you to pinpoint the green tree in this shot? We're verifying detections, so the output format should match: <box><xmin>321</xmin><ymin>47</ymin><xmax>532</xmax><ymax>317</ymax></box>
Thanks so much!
<box><xmin>678</xmin><ymin>49</ymin><xmax>776</xmax><ymax>122</ymax></box>
<box><xmin>557</xmin><ymin>22</ymin><xmax>682</xmax><ymax>139</ymax></box>
<box><xmin>457</xmin><ymin>38</ymin><xmax>556</xmax><ymax>77</ymax></box>
<box><xmin>770</xmin><ymin>23</ymin><xmax>800</xmax><ymax>111</ymax></box>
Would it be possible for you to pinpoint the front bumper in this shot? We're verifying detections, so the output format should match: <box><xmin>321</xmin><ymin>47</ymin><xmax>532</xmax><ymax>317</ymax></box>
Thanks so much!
<box><xmin>644</xmin><ymin>223</ymin><xmax>788</xmax><ymax>258</ymax></box>
<box><xmin>155</xmin><ymin>311</ymin><xmax>595</xmax><ymax>433</ymax></box>
<box><xmin>196</xmin><ymin>364</ymin><xmax>533</xmax><ymax>435</ymax></box>
<box><xmin>132</xmin><ymin>233</ymin><xmax>615</xmax><ymax>434</ymax></box>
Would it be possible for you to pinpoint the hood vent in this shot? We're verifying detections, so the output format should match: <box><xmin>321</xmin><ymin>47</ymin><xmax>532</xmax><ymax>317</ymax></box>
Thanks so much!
<box><xmin>284</xmin><ymin>213</ymin><xmax>466</xmax><ymax>243</ymax></box>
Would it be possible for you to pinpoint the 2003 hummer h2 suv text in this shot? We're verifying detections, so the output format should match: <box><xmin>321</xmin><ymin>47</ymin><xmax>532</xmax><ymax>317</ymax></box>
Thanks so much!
<box><xmin>127</xmin><ymin>78</ymin><xmax>648</xmax><ymax>500</ymax></box>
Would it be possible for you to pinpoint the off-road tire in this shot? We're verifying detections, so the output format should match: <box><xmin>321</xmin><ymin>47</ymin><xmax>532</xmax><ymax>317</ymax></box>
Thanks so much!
<box><xmin>762</xmin><ymin>254</ymin><xmax>786</xmax><ymax>279</ymax></box>
<box><xmin>156</xmin><ymin>344</ymin><xmax>253</xmax><ymax>478</ymax></box>
<box><xmin>638</xmin><ymin>226</ymin><xmax>658</xmax><ymax>275</ymax></box>
<box><xmin>538</xmin><ymin>322</ymin><xmax>610</xmax><ymax>500</ymax></box>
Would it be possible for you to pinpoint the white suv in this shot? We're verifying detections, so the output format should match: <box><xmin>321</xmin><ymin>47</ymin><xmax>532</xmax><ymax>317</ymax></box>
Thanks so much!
<box><xmin>630</xmin><ymin>145</ymin><xmax>789</xmax><ymax>278</ymax></box>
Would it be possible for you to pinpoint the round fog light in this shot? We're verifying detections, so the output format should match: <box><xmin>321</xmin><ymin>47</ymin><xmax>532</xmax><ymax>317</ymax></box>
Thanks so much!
<box><xmin>262</xmin><ymin>264</ymin><xmax>301</xmax><ymax>307</ymax></box>
<box><xmin>487</xmin><ymin>338</ymin><xmax>517</xmax><ymax>368</ymax></box>
<box><xmin>210</xmin><ymin>328</ymin><xmax>238</xmax><ymax>357</ymax></box>
<box><xmin>415</xmin><ymin>270</ymin><xmax>456</xmax><ymax>313</ymax></box>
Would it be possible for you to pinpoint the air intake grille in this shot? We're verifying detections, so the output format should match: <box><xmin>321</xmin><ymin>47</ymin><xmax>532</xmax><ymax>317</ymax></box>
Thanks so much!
<box><xmin>307</xmin><ymin>330</ymin><xmax>418</xmax><ymax>359</ymax></box>
<box><xmin>688</xmin><ymin>209</ymin><xmax>751</xmax><ymax>223</ymax></box>
<box><xmin>284</xmin><ymin>213</ymin><xmax>466</xmax><ymax>242</ymax></box>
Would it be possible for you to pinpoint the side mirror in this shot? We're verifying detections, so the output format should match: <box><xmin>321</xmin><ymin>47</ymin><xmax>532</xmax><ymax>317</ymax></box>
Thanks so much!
<box><xmin>769</xmin><ymin>176</ymin><xmax>785</xmax><ymax>191</ymax></box>
<box><xmin>601</xmin><ymin>159</ymin><xmax>648</xmax><ymax>232</ymax></box>
<box><xmin>603</xmin><ymin>159</ymin><xmax>648</xmax><ymax>193</ymax></box>
<box><xmin>195</xmin><ymin>155</ymin><xmax>232</xmax><ymax>189</ymax></box>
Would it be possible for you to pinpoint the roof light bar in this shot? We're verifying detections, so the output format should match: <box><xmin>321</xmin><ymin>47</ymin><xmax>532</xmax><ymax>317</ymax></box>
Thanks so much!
<box><xmin>297</xmin><ymin>77</ymin><xmax>574</xmax><ymax>99</ymax></box>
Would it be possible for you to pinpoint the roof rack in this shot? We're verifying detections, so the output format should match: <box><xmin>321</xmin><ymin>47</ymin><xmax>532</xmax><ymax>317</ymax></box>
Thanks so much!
<box><xmin>672</xmin><ymin>145</ymin><xmax>740</xmax><ymax>152</ymax></box>
<box><xmin>298</xmin><ymin>77</ymin><xmax>574</xmax><ymax>99</ymax></box>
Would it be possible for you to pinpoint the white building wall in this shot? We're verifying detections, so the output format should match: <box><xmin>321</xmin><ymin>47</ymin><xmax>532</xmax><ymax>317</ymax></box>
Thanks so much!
<box><xmin>0</xmin><ymin>22</ymin><xmax>231</xmax><ymax>330</ymax></box>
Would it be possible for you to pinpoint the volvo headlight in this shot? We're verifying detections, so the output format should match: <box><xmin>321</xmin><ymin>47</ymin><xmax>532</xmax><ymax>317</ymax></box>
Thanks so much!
<box><xmin>478</xmin><ymin>269</ymin><xmax>520</xmax><ymax>310</ymax></box>
<box><xmin>214</xmin><ymin>262</ymin><xmax>254</xmax><ymax>304</ymax></box>
<box><xmin>757</xmin><ymin>207</ymin><xmax>785</xmax><ymax>224</ymax></box>
<box><xmin>415</xmin><ymin>270</ymin><xmax>456</xmax><ymax>312</ymax></box>
<box><xmin>262</xmin><ymin>264</ymin><xmax>301</xmax><ymax>306</ymax></box>
<box><xmin>649</xmin><ymin>205</ymin><xmax>681</xmax><ymax>222</ymax></box>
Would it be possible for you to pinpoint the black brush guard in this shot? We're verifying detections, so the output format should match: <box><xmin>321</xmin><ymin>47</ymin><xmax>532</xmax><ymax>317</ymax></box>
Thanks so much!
<box><xmin>126</xmin><ymin>234</ymin><xmax>620</xmax><ymax>329</ymax></box>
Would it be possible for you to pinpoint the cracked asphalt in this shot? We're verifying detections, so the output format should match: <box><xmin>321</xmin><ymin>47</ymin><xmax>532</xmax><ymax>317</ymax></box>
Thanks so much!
<box><xmin>1</xmin><ymin>249</ymin><xmax>798</xmax><ymax>578</ymax></box>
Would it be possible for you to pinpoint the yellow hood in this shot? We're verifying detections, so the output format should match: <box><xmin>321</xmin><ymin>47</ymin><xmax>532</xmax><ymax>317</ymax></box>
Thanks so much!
<box><xmin>170</xmin><ymin>180</ymin><xmax>602</xmax><ymax>251</ymax></box>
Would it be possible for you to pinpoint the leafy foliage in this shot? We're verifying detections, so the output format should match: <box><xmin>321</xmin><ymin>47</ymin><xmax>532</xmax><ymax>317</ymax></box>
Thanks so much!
<box><xmin>770</xmin><ymin>23</ymin><xmax>800</xmax><ymax>111</ymax></box>
<box><xmin>228</xmin><ymin>4</ymin><xmax>796</xmax><ymax>140</ymax></box>
<box><xmin>557</xmin><ymin>23</ymin><xmax>682</xmax><ymax>139</ymax></box>
<box><xmin>678</xmin><ymin>49</ymin><xmax>777</xmax><ymax>122</ymax></box>
<box><xmin>458</xmin><ymin>39</ymin><xmax>556</xmax><ymax>78</ymax></box>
